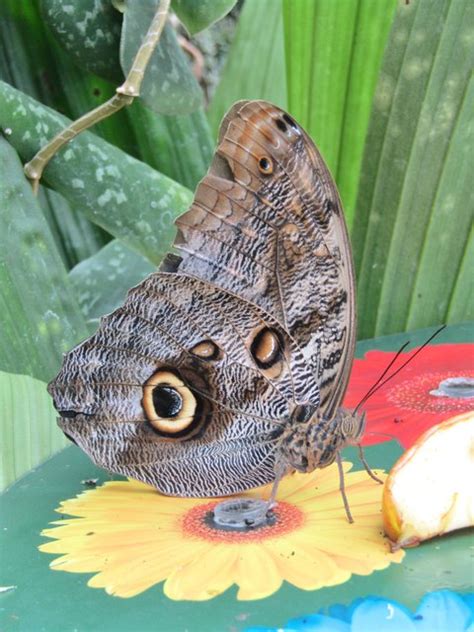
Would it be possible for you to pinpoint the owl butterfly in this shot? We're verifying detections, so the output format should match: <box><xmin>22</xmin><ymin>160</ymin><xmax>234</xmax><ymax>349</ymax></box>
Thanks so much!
<box><xmin>49</xmin><ymin>100</ymin><xmax>380</xmax><ymax>523</ymax></box>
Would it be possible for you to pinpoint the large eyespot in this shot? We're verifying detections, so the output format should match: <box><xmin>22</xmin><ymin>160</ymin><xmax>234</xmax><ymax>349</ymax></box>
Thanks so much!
<box><xmin>258</xmin><ymin>156</ymin><xmax>273</xmax><ymax>175</ymax></box>
<box><xmin>250</xmin><ymin>327</ymin><xmax>285</xmax><ymax>377</ymax></box>
<box><xmin>142</xmin><ymin>370</ymin><xmax>198</xmax><ymax>436</ymax></box>
<box><xmin>190</xmin><ymin>340</ymin><xmax>222</xmax><ymax>361</ymax></box>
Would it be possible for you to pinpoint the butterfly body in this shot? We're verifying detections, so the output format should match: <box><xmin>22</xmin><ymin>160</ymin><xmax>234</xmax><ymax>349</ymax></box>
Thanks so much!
<box><xmin>280</xmin><ymin>407</ymin><xmax>366</xmax><ymax>473</ymax></box>
<box><xmin>49</xmin><ymin>101</ymin><xmax>362</xmax><ymax>507</ymax></box>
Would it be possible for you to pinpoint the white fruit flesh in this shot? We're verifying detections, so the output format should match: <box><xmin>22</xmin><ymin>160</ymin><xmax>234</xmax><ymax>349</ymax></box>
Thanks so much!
<box><xmin>383</xmin><ymin>412</ymin><xmax>474</xmax><ymax>547</ymax></box>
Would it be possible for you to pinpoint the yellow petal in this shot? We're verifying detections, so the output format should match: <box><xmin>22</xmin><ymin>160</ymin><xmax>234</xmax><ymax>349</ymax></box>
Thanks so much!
<box><xmin>235</xmin><ymin>544</ymin><xmax>283</xmax><ymax>600</ymax></box>
<box><xmin>164</xmin><ymin>544</ymin><xmax>238</xmax><ymax>601</ymax></box>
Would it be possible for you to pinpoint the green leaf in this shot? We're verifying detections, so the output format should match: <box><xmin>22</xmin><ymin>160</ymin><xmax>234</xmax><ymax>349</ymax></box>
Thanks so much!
<box><xmin>446</xmin><ymin>223</ymin><xmax>474</xmax><ymax>324</ymax></box>
<box><xmin>0</xmin><ymin>81</ymin><xmax>193</xmax><ymax>264</ymax></box>
<box><xmin>40</xmin><ymin>0</ymin><xmax>124</xmax><ymax>83</ymax></box>
<box><xmin>283</xmin><ymin>0</ymin><xmax>396</xmax><ymax>226</ymax></box>
<box><xmin>39</xmin><ymin>186</ymin><xmax>110</xmax><ymax>269</ymax></box>
<box><xmin>0</xmin><ymin>136</ymin><xmax>88</xmax><ymax>382</ymax></box>
<box><xmin>353</xmin><ymin>0</ymin><xmax>474</xmax><ymax>338</ymax></box>
<box><xmin>120</xmin><ymin>0</ymin><xmax>203</xmax><ymax>116</ymax></box>
<box><xmin>0</xmin><ymin>0</ymin><xmax>114</xmax><ymax>263</ymax></box>
<box><xmin>208</xmin><ymin>0</ymin><xmax>287</xmax><ymax>134</ymax></box>
<box><xmin>172</xmin><ymin>0</ymin><xmax>238</xmax><ymax>35</ymax></box>
<box><xmin>69</xmin><ymin>240</ymin><xmax>154</xmax><ymax>332</ymax></box>
<box><xmin>0</xmin><ymin>370</ymin><xmax>66</xmax><ymax>491</ymax></box>
<box><xmin>126</xmin><ymin>101</ymin><xmax>213</xmax><ymax>190</ymax></box>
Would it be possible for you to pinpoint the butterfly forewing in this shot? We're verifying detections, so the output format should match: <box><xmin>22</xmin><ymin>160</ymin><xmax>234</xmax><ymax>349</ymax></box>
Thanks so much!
<box><xmin>172</xmin><ymin>100</ymin><xmax>356</xmax><ymax>420</ymax></box>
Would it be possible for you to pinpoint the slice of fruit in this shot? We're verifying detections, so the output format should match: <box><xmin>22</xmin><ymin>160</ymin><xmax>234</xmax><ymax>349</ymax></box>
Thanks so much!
<box><xmin>382</xmin><ymin>411</ymin><xmax>474</xmax><ymax>549</ymax></box>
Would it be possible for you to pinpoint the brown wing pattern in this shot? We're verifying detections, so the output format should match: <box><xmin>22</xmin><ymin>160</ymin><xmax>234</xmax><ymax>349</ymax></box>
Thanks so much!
<box><xmin>168</xmin><ymin>100</ymin><xmax>355</xmax><ymax>419</ymax></box>
<box><xmin>49</xmin><ymin>274</ymin><xmax>319</xmax><ymax>496</ymax></box>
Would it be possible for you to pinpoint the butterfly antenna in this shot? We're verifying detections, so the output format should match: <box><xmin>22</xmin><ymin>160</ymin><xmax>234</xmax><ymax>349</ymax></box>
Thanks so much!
<box><xmin>352</xmin><ymin>341</ymin><xmax>410</xmax><ymax>414</ymax></box>
<box><xmin>353</xmin><ymin>325</ymin><xmax>446</xmax><ymax>414</ymax></box>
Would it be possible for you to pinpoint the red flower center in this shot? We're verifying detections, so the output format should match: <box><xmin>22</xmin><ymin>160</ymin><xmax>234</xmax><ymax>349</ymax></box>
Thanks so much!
<box><xmin>181</xmin><ymin>500</ymin><xmax>304</xmax><ymax>543</ymax></box>
<box><xmin>386</xmin><ymin>371</ymin><xmax>474</xmax><ymax>414</ymax></box>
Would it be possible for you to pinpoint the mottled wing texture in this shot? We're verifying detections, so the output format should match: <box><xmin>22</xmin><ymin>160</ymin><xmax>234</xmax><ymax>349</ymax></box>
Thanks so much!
<box><xmin>50</xmin><ymin>274</ymin><xmax>319</xmax><ymax>496</ymax></box>
<box><xmin>170</xmin><ymin>100</ymin><xmax>355</xmax><ymax>418</ymax></box>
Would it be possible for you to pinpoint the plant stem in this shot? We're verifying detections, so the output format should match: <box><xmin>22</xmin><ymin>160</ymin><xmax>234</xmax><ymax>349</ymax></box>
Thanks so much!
<box><xmin>24</xmin><ymin>0</ymin><xmax>171</xmax><ymax>193</ymax></box>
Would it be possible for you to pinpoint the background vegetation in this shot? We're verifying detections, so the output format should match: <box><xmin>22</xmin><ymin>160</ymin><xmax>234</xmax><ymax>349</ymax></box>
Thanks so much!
<box><xmin>1</xmin><ymin>0</ymin><xmax>472</xmax><ymax>489</ymax></box>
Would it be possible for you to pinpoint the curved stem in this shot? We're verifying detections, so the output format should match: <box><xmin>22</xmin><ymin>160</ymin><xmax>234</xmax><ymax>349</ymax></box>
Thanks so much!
<box><xmin>24</xmin><ymin>0</ymin><xmax>171</xmax><ymax>193</ymax></box>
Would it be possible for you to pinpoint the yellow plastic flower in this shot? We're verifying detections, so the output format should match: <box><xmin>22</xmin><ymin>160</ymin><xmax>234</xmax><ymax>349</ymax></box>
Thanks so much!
<box><xmin>39</xmin><ymin>461</ymin><xmax>404</xmax><ymax>601</ymax></box>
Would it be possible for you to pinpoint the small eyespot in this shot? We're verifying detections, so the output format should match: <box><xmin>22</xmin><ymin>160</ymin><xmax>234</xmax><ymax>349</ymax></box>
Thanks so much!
<box><xmin>250</xmin><ymin>327</ymin><xmax>283</xmax><ymax>369</ymax></box>
<box><xmin>276</xmin><ymin>118</ymin><xmax>287</xmax><ymax>133</ymax></box>
<box><xmin>283</xmin><ymin>113</ymin><xmax>300</xmax><ymax>133</ymax></box>
<box><xmin>258</xmin><ymin>156</ymin><xmax>273</xmax><ymax>175</ymax></box>
<box><xmin>190</xmin><ymin>340</ymin><xmax>221</xmax><ymax>361</ymax></box>
<box><xmin>143</xmin><ymin>370</ymin><xmax>198</xmax><ymax>435</ymax></box>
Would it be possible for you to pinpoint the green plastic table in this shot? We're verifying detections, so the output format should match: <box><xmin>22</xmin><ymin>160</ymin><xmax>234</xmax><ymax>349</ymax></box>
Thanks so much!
<box><xmin>1</xmin><ymin>323</ymin><xmax>473</xmax><ymax>631</ymax></box>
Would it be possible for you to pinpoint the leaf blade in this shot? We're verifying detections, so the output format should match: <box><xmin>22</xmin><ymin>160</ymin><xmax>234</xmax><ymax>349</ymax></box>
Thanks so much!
<box><xmin>208</xmin><ymin>0</ymin><xmax>287</xmax><ymax>134</ymax></box>
<box><xmin>0</xmin><ymin>80</ymin><xmax>193</xmax><ymax>265</ymax></box>
<box><xmin>0</xmin><ymin>136</ymin><xmax>88</xmax><ymax>382</ymax></box>
<box><xmin>353</xmin><ymin>0</ymin><xmax>474</xmax><ymax>337</ymax></box>
<box><xmin>283</xmin><ymin>0</ymin><xmax>396</xmax><ymax>226</ymax></box>
<box><xmin>120</xmin><ymin>0</ymin><xmax>203</xmax><ymax>116</ymax></box>
<box><xmin>0</xmin><ymin>370</ymin><xmax>66</xmax><ymax>491</ymax></box>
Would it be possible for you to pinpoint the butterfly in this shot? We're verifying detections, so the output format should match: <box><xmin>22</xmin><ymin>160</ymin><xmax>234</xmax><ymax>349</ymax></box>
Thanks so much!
<box><xmin>48</xmin><ymin>100</ymin><xmax>379</xmax><ymax>522</ymax></box>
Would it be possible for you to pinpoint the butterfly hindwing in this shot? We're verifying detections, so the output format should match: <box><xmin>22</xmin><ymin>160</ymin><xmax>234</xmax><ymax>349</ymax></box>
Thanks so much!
<box><xmin>50</xmin><ymin>274</ymin><xmax>318</xmax><ymax>496</ymax></box>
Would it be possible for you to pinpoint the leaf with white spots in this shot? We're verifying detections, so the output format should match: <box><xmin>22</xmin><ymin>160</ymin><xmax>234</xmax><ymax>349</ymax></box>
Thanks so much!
<box><xmin>0</xmin><ymin>135</ymin><xmax>88</xmax><ymax>382</ymax></box>
<box><xmin>41</xmin><ymin>0</ymin><xmax>124</xmax><ymax>83</ymax></box>
<box><xmin>69</xmin><ymin>240</ymin><xmax>154</xmax><ymax>332</ymax></box>
<box><xmin>120</xmin><ymin>0</ymin><xmax>203</xmax><ymax>115</ymax></box>
<box><xmin>0</xmin><ymin>81</ymin><xmax>193</xmax><ymax>264</ymax></box>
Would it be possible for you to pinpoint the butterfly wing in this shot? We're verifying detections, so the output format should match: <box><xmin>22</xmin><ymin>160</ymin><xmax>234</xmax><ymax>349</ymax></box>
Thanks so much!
<box><xmin>169</xmin><ymin>100</ymin><xmax>355</xmax><ymax>419</ymax></box>
<box><xmin>49</xmin><ymin>100</ymin><xmax>354</xmax><ymax>496</ymax></box>
<box><xmin>49</xmin><ymin>273</ymin><xmax>318</xmax><ymax>496</ymax></box>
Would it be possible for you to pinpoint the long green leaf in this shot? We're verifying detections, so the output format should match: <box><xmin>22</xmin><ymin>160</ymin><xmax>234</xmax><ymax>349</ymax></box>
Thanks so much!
<box><xmin>0</xmin><ymin>0</ymin><xmax>114</xmax><ymax>265</ymax></box>
<box><xmin>0</xmin><ymin>136</ymin><xmax>88</xmax><ymax>382</ymax></box>
<box><xmin>283</xmin><ymin>0</ymin><xmax>396</xmax><ymax>226</ymax></box>
<box><xmin>69</xmin><ymin>240</ymin><xmax>154</xmax><ymax>332</ymax></box>
<box><xmin>353</xmin><ymin>0</ymin><xmax>474</xmax><ymax>338</ymax></box>
<box><xmin>0</xmin><ymin>371</ymin><xmax>67</xmax><ymax>491</ymax></box>
<box><xmin>0</xmin><ymin>81</ymin><xmax>193</xmax><ymax>264</ymax></box>
<box><xmin>0</xmin><ymin>371</ymin><xmax>66</xmax><ymax>492</ymax></box>
<box><xmin>207</xmin><ymin>0</ymin><xmax>287</xmax><ymax>134</ymax></box>
<box><xmin>446</xmin><ymin>224</ymin><xmax>474</xmax><ymax>324</ymax></box>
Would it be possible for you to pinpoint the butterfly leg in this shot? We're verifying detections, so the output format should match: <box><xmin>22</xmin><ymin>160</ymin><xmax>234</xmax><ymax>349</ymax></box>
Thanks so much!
<box><xmin>336</xmin><ymin>452</ymin><xmax>354</xmax><ymax>524</ymax></box>
<box><xmin>266</xmin><ymin>459</ymin><xmax>289</xmax><ymax>511</ymax></box>
<box><xmin>357</xmin><ymin>444</ymin><xmax>383</xmax><ymax>484</ymax></box>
